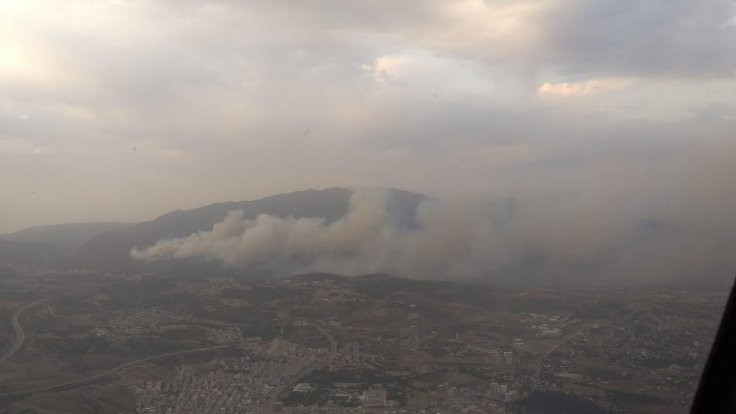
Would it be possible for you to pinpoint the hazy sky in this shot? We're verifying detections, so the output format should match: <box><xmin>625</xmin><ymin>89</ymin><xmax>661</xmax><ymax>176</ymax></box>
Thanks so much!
<box><xmin>1</xmin><ymin>0</ymin><xmax>735</xmax><ymax>233</ymax></box>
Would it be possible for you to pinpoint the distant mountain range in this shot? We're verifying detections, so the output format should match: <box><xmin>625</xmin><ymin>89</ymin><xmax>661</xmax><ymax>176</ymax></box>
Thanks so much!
<box><xmin>1</xmin><ymin>187</ymin><xmax>716</xmax><ymax>287</ymax></box>
<box><xmin>0</xmin><ymin>222</ymin><xmax>135</xmax><ymax>249</ymax></box>
<box><xmin>0</xmin><ymin>188</ymin><xmax>425</xmax><ymax>271</ymax></box>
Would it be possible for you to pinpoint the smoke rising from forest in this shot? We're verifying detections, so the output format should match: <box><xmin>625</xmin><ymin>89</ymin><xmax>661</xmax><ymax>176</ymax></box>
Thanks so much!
<box><xmin>132</xmin><ymin>188</ymin><xmax>735</xmax><ymax>283</ymax></box>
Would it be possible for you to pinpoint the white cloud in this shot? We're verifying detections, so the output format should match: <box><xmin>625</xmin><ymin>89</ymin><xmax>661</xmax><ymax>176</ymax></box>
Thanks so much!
<box><xmin>0</xmin><ymin>137</ymin><xmax>47</xmax><ymax>155</ymax></box>
<box><xmin>719</xmin><ymin>14</ymin><xmax>736</xmax><ymax>28</ymax></box>
<box><xmin>537</xmin><ymin>78</ymin><xmax>635</xmax><ymax>97</ymax></box>
<box><xmin>369</xmin><ymin>55</ymin><xmax>408</xmax><ymax>83</ymax></box>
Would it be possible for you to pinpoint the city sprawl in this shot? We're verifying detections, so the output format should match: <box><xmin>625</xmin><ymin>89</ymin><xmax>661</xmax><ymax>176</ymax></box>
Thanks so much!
<box><xmin>0</xmin><ymin>268</ymin><xmax>726</xmax><ymax>413</ymax></box>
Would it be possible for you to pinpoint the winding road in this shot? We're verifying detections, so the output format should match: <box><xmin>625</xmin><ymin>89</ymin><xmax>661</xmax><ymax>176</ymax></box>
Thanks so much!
<box><xmin>0</xmin><ymin>297</ymin><xmax>48</xmax><ymax>365</ymax></box>
<box><xmin>0</xmin><ymin>344</ymin><xmax>232</xmax><ymax>402</ymax></box>
<box><xmin>0</xmin><ymin>297</ymin><xmax>233</xmax><ymax>403</ymax></box>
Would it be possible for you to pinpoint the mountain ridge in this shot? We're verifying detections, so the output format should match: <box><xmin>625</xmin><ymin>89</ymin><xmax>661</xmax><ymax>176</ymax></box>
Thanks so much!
<box><xmin>0</xmin><ymin>187</ymin><xmax>425</xmax><ymax>271</ymax></box>
<box><xmin>0</xmin><ymin>222</ymin><xmax>134</xmax><ymax>249</ymax></box>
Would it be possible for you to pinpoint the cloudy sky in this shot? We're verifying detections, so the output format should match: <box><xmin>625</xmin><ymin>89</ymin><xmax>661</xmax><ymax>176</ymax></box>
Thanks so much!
<box><xmin>1</xmin><ymin>0</ymin><xmax>735</xmax><ymax>234</ymax></box>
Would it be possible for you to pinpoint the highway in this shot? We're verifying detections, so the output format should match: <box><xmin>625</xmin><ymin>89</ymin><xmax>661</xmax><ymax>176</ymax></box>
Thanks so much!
<box><xmin>265</xmin><ymin>324</ymin><xmax>338</xmax><ymax>410</ymax></box>
<box><xmin>0</xmin><ymin>344</ymin><xmax>232</xmax><ymax>402</ymax></box>
<box><xmin>314</xmin><ymin>324</ymin><xmax>337</xmax><ymax>355</ymax></box>
<box><xmin>535</xmin><ymin>329</ymin><xmax>584</xmax><ymax>380</ymax></box>
<box><xmin>0</xmin><ymin>297</ymin><xmax>48</xmax><ymax>365</ymax></box>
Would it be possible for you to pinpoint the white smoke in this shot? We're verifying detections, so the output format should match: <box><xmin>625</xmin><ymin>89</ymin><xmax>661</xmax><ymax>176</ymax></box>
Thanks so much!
<box><xmin>131</xmin><ymin>188</ymin><xmax>736</xmax><ymax>283</ymax></box>
<box><xmin>131</xmin><ymin>189</ymin><xmax>395</xmax><ymax>271</ymax></box>
<box><xmin>131</xmin><ymin>189</ymin><xmax>518</xmax><ymax>278</ymax></box>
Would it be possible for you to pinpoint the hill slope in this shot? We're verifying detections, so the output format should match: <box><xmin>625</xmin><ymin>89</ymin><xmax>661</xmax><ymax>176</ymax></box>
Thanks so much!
<box><xmin>0</xmin><ymin>188</ymin><xmax>424</xmax><ymax>270</ymax></box>
<box><xmin>76</xmin><ymin>187</ymin><xmax>424</xmax><ymax>268</ymax></box>
<box><xmin>0</xmin><ymin>222</ymin><xmax>134</xmax><ymax>249</ymax></box>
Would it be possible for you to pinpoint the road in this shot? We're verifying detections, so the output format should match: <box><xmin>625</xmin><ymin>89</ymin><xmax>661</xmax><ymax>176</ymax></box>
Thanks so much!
<box><xmin>314</xmin><ymin>324</ymin><xmax>337</xmax><ymax>355</ymax></box>
<box><xmin>264</xmin><ymin>324</ymin><xmax>338</xmax><ymax>411</ymax></box>
<box><xmin>0</xmin><ymin>344</ymin><xmax>232</xmax><ymax>402</ymax></box>
<box><xmin>535</xmin><ymin>329</ymin><xmax>584</xmax><ymax>380</ymax></box>
<box><xmin>0</xmin><ymin>297</ymin><xmax>48</xmax><ymax>365</ymax></box>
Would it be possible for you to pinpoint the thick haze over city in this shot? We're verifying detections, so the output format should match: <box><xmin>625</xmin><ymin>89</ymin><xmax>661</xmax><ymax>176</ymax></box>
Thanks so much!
<box><xmin>1</xmin><ymin>1</ymin><xmax>735</xmax><ymax>282</ymax></box>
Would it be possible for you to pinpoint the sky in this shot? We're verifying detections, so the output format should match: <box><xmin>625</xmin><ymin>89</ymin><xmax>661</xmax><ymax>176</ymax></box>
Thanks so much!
<box><xmin>1</xmin><ymin>0</ymin><xmax>735</xmax><ymax>238</ymax></box>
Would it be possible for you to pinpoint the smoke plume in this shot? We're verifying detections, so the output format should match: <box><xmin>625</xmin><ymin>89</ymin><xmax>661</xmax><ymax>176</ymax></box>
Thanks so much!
<box><xmin>131</xmin><ymin>188</ymin><xmax>736</xmax><ymax>283</ymax></box>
